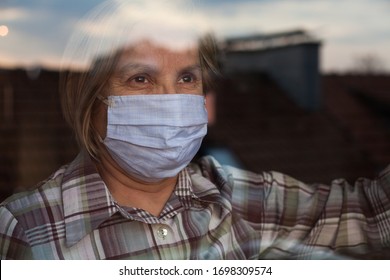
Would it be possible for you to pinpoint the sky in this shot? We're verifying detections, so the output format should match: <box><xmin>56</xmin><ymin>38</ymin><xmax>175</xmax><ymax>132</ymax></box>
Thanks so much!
<box><xmin>0</xmin><ymin>0</ymin><xmax>390</xmax><ymax>73</ymax></box>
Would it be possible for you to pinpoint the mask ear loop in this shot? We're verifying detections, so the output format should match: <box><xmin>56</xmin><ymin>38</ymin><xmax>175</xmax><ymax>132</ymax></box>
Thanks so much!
<box><xmin>94</xmin><ymin>95</ymin><xmax>110</xmax><ymax>144</ymax></box>
<box><xmin>96</xmin><ymin>95</ymin><xmax>114</xmax><ymax>107</ymax></box>
<box><xmin>96</xmin><ymin>131</ymin><xmax>105</xmax><ymax>144</ymax></box>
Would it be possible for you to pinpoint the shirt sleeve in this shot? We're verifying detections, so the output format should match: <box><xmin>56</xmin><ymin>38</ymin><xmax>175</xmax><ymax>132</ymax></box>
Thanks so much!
<box><xmin>0</xmin><ymin>206</ymin><xmax>32</xmax><ymax>260</ymax></box>
<box><xmin>254</xmin><ymin>165</ymin><xmax>390</xmax><ymax>259</ymax></box>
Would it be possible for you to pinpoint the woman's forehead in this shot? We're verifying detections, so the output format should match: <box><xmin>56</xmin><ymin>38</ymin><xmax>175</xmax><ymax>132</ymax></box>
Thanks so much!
<box><xmin>120</xmin><ymin>40</ymin><xmax>198</xmax><ymax>57</ymax></box>
<box><xmin>115</xmin><ymin>41</ymin><xmax>200</xmax><ymax>71</ymax></box>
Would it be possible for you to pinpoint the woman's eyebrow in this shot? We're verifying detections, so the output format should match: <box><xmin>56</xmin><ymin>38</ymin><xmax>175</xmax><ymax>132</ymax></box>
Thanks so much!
<box><xmin>117</xmin><ymin>63</ymin><xmax>159</xmax><ymax>77</ymax></box>
<box><xmin>178</xmin><ymin>64</ymin><xmax>202</xmax><ymax>74</ymax></box>
<box><xmin>115</xmin><ymin>63</ymin><xmax>202</xmax><ymax>79</ymax></box>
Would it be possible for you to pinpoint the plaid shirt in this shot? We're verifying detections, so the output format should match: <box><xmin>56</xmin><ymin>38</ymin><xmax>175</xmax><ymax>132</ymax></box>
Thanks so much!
<box><xmin>1</xmin><ymin>151</ymin><xmax>390</xmax><ymax>259</ymax></box>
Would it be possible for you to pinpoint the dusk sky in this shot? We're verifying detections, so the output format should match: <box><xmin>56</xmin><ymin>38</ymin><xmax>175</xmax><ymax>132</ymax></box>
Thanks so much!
<box><xmin>1</xmin><ymin>0</ymin><xmax>389</xmax><ymax>72</ymax></box>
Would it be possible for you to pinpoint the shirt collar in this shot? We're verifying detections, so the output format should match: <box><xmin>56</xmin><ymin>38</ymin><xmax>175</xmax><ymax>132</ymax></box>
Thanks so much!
<box><xmin>187</xmin><ymin>159</ymin><xmax>233</xmax><ymax>212</ymax></box>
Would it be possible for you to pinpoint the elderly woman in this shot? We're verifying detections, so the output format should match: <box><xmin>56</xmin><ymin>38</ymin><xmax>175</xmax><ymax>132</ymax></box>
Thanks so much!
<box><xmin>1</xmin><ymin>0</ymin><xmax>390</xmax><ymax>260</ymax></box>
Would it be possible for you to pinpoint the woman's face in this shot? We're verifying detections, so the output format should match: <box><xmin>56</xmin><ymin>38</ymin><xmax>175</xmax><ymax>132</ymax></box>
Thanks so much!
<box><xmin>109</xmin><ymin>40</ymin><xmax>203</xmax><ymax>96</ymax></box>
<box><xmin>93</xmin><ymin>40</ymin><xmax>203</xmax><ymax>139</ymax></box>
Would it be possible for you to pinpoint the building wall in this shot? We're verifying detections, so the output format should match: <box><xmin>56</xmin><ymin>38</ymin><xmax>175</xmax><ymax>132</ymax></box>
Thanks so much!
<box><xmin>0</xmin><ymin>69</ymin><xmax>78</xmax><ymax>200</ymax></box>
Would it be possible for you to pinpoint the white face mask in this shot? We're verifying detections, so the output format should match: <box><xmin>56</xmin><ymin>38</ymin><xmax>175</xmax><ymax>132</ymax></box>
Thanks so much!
<box><xmin>101</xmin><ymin>94</ymin><xmax>208</xmax><ymax>182</ymax></box>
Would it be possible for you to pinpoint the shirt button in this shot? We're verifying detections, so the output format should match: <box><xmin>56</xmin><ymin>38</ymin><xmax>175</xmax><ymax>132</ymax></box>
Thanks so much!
<box><xmin>156</xmin><ymin>226</ymin><xmax>169</xmax><ymax>240</ymax></box>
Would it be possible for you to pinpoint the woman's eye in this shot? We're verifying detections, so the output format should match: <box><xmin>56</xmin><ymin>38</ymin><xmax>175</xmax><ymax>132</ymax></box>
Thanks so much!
<box><xmin>178</xmin><ymin>74</ymin><xmax>195</xmax><ymax>83</ymax></box>
<box><xmin>121</xmin><ymin>74</ymin><xmax>152</xmax><ymax>91</ymax></box>
<box><xmin>132</xmin><ymin>76</ymin><xmax>149</xmax><ymax>83</ymax></box>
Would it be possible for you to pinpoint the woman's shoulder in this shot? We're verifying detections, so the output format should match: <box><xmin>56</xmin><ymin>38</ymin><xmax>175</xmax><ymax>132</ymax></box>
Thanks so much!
<box><xmin>0</xmin><ymin>164</ymin><xmax>68</xmax><ymax>215</ymax></box>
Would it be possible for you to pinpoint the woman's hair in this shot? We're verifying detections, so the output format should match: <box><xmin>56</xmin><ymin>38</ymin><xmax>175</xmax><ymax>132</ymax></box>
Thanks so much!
<box><xmin>60</xmin><ymin>0</ymin><xmax>220</xmax><ymax>159</ymax></box>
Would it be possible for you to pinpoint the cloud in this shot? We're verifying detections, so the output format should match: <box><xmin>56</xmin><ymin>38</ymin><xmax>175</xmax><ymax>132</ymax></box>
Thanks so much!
<box><xmin>77</xmin><ymin>0</ymin><xmax>212</xmax><ymax>39</ymax></box>
<box><xmin>213</xmin><ymin>0</ymin><xmax>386</xmax><ymax>44</ymax></box>
<box><xmin>200</xmin><ymin>0</ymin><xmax>390</xmax><ymax>40</ymax></box>
<box><xmin>0</xmin><ymin>7</ymin><xmax>30</xmax><ymax>21</ymax></box>
<box><xmin>0</xmin><ymin>4</ymin><xmax>80</xmax><ymax>68</ymax></box>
